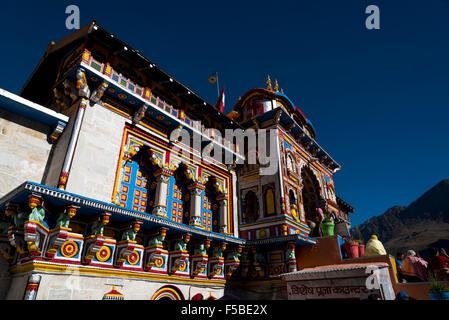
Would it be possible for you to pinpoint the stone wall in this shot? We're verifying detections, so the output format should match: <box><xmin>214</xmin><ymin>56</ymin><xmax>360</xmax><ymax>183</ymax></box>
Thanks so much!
<box><xmin>41</xmin><ymin>102</ymin><xmax>78</xmax><ymax>189</ymax></box>
<box><xmin>6</xmin><ymin>272</ymin><xmax>225</xmax><ymax>300</ymax></box>
<box><xmin>64</xmin><ymin>103</ymin><xmax>124</xmax><ymax>203</ymax></box>
<box><xmin>0</xmin><ymin>109</ymin><xmax>52</xmax><ymax>197</ymax></box>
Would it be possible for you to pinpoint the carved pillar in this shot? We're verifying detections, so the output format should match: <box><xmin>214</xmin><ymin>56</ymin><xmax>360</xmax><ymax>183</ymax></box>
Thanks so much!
<box><xmin>151</xmin><ymin>168</ymin><xmax>174</xmax><ymax>218</ymax></box>
<box><xmin>216</xmin><ymin>194</ymin><xmax>228</xmax><ymax>234</ymax></box>
<box><xmin>187</xmin><ymin>182</ymin><xmax>205</xmax><ymax>228</ymax></box>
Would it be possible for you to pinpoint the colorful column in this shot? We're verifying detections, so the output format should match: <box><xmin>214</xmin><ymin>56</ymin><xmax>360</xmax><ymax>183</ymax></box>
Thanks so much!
<box><xmin>151</xmin><ymin>168</ymin><xmax>173</xmax><ymax>218</ymax></box>
<box><xmin>24</xmin><ymin>274</ymin><xmax>41</xmax><ymax>300</ymax></box>
<box><xmin>217</xmin><ymin>194</ymin><xmax>228</xmax><ymax>234</ymax></box>
<box><xmin>187</xmin><ymin>182</ymin><xmax>205</xmax><ymax>228</ymax></box>
<box><xmin>57</xmin><ymin>97</ymin><xmax>89</xmax><ymax>190</ymax></box>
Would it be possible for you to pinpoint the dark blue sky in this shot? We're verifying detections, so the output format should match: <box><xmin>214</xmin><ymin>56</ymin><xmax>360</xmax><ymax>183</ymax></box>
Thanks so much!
<box><xmin>1</xmin><ymin>0</ymin><xmax>448</xmax><ymax>226</ymax></box>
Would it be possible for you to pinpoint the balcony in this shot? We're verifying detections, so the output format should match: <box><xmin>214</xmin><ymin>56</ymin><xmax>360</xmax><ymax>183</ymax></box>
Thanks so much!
<box><xmin>0</xmin><ymin>181</ymin><xmax>245</xmax><ymax>283</ymax></box>
<box><xmin>56</xmin><ymin>49</ymin><xmax>243</xmax><ymax>161</ymax></box>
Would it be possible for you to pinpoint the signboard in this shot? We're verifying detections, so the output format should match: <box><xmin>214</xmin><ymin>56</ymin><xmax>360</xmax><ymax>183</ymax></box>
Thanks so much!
<box><xmin>284</xmin><ymin>264</ymin><xmax>395</xmax><ymax>300</ymax></box>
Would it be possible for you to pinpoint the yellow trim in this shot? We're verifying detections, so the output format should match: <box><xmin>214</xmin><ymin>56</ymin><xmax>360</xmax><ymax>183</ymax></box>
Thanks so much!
<box><xmin>103</xmin><ymin>101</ymin><xmax>131</xmax><ymax>119</ymax></box>
<box><xmin>67</xmin><ymin>233</ymin><xmax>85</xmax><ymax>240</ymax></box>
<box><xmin>27</xmin><ymin>220</ymin><xmax>49</xmax><ymax>233</ymax></box>
<box><xmin>389</xmin><ymin>255</ymin><xmax>399</xmax><ymax>283</ymax></box>
<box><xmin>10</xmin><ymin>262</ymin><xmax>226</xmax><ymax>285</ymax></box>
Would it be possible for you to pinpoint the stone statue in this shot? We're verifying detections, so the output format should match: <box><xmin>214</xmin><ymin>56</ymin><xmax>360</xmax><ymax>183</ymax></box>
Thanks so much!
<box><xmin>194</xmin><ymin>243</ymin><xmax>208</xmax><ymax>256</ymax></box>
<box><xmin>240</xmin><ymin>250</ymin><xmax>249</xmax><ymax>262</ymax></box>
<box><xmin>253</xmin><ymin>251</ymin><xmax>266</xmax><ymax>264</ymax></box>
<box><xmin>226</xmin><ymin>250</ymin><xmax>241</xmax><ymax>261</ymax></box>
<box><xmin>174</xmin><ymin>234</ymin><xmax>190</xmax><ymax>251</ymax></box>
<box><xmin>55</xmin><ymin>207</ymin><xmax>77</xmax><ymax>228</ymax></box>
<box><xmin>290</xmin><ymin>202</ymin><xmax>299</xmax><ymax>221</ymax></box>
<box><xmin>285</xmin><ymin>244</ymin><xmax>296</xmax><ymax>260</ymax></box>
<box><xmin>12</xmin><ymin>211</ymin><xmax>28</xmax><ymax>228</ymax></box>
<box><xmin>90</xmin><ymin>214</ymin><xmax>110</xmax><ymax>236</ymax></box>
<box><xmin>174</xmin><ymin>239</ymin><xmax>188</xmax><ymax>251</ymax></box>
<box><xmin>28</xmin><ymin>207</ymin><xmax>46</xmax><ymax>224</ymax></box>
<box><xmin>121</xmin><ymin>223</ymin><xmax>141</xmax><ymax>241</ymax></box>
<box><xmin>148</xmin><ymin>229</ymin><xmax>166</xmax><ymax>246</ymax></box>
<box><xmin>212</xmin><ymin>244</ymin><xmax>226</xmax><ymax>258</ymax></box>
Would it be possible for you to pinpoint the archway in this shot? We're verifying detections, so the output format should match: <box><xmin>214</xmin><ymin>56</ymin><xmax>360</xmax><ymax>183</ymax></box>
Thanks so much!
<box><xmin>263</xmin><ymin>187</ymin><xmax>276</xmax><ymax>217</ymax></box>
<box><xmin>151</xmin><ymin>285</ymin><xmax>185</xmax><ymax>300</ymax></box>
<box><xmin>300</xmin><ymin>167</ymin><xmax>323</xmax><ymax>237</ymax></box>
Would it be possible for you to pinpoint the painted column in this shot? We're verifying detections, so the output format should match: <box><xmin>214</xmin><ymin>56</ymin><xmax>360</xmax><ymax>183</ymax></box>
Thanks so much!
<box><xmin>151</xmin><ymin>168</ymin><xmax>173</xmax><ymax>218</ymax></box>
<box><xmin>23</xmin><ymin>274</ymin><xmax>41</xmax><ymax>300</ymax></box>
<box><xmin>57</xmin><ymin>97</ymin><xmax>89</xmax><ymax>190</ymax></box>
<box><xmin>217</xmin><ymin>194</ymin><xmax>228</xmax><ymax>234</ymax></box>
<box><xmin>187</xmin><ymin>182</ymin><xmax>205</xmax><ymax>228</ymax></box>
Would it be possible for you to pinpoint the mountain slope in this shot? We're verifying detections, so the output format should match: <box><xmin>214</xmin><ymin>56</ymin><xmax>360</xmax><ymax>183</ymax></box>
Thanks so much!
<box><xmin>356</xmin><ymin>180</ymin><xmax>449</xmax><ymax>257</ymax></box>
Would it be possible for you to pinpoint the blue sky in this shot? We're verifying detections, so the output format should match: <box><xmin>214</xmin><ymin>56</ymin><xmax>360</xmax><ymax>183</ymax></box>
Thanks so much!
<box><xmin>1</xmin><ymin>0</ymin><xmax>448</xmax><ymax>226</ymax></box>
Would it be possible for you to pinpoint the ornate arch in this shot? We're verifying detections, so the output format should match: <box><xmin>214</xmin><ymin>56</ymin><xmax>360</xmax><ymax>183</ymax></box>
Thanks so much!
<box><xmin>300</xmin><ymin>165</ymin><xmax>325</xmax><ymax>233</ymax></box>
<box><xmin>151</xmin><ymin>285</ymin><xmax>185</xmax><ymax>300</ymax></box>
<box><xmin>262</xmin><ymin>185</ymin><xmax>276</xmax><ymax>217</ymax></box>
<box><xmin>242</xmin><ymin>189</ymin><xmax>260</xmax><ymax>223</ymax></box>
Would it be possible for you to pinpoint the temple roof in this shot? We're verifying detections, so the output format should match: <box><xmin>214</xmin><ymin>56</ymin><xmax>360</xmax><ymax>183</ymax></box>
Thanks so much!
<box><xmin>0</xmin><ymin>88</ymin><xmax>68</xmax><ymax>128</ymax></box>
<box><xmin>20</xmin><ymin>20</ymin><xmax>240</xmax><ymax>129</ymax></box>
<box><xmin>233</xmin><ymin>87</ymin><xmax>316</xmax><ymax>139</ymax></box>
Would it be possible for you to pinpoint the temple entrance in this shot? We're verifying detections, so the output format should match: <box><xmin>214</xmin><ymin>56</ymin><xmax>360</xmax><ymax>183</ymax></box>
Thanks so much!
<box><xmin>301</xmin><ymin>167</ymin><xmax>323</xmax><ymax>237</ymax></box>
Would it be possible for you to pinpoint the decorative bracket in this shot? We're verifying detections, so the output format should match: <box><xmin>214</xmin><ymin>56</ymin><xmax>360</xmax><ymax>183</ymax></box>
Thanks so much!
<box><xmin>48</xmin><ymin>121</ymin><xmax>67</xmax><ymax>144</ymax></box>
<box><xmin>145</xmin><ymin>227</ymin><xmax>167</xmax><ymax>270</ymax></box>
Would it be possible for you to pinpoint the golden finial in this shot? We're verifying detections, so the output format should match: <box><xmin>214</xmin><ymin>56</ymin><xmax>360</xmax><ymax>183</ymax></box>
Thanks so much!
<box><xmin>274</xmin><ymin>79</ymin><xmax>279</xmax><ymax>92</ymax></box>
<box><xmin>280</xmin><ymin>88</ymin><xmax>284</xmax><ymax>93</ymax></box>
<box><xmin>266</xmin><ymin>75</ymin><xmax>272</xmax><ymax>91</ymax></box>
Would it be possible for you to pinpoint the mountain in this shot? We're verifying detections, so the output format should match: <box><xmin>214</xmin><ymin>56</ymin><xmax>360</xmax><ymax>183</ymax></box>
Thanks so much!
<box><xmin>355</xmin><ymin>179</ymin><xmax>449</xmax><ymax>258</ymax></box>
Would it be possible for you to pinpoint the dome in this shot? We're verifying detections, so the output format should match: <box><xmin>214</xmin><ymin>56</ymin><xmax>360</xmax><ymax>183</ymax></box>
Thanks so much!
<box><xmin>232</xmin><ymin>77</ymin><xmax>316</xmax><ymax>138</ymax></box>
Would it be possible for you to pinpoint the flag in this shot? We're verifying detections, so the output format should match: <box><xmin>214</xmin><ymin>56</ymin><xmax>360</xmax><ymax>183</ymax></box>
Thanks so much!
<box><xmin>214</xmin><ymin>86</ymin><xmax>225</xmax><ymax>113</ymax></box>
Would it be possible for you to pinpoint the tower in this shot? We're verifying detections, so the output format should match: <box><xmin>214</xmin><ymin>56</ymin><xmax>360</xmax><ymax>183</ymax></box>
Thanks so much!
<box><xmin>232</xmin><ymin>77</ymin><xmax>342</xmax><ymax>241</ymax></box>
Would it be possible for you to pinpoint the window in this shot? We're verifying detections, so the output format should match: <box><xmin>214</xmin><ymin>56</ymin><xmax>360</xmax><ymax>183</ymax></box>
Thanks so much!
<box><xmin>263</xmin><ymin>187</ymin><xmax>276</xmax><ymax>216</ymax></box>
<box><xmin>116</xmin><ymin>146</ymin><xmax>152</xmax><ymax>213</ymax></box>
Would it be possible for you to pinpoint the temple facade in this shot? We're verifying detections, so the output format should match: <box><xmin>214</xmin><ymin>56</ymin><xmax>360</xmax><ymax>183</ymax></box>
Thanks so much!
<box><xmin>0</xmin><ymin>21</ymin><xmax>377</xmax><ymax>300</ymax></box>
